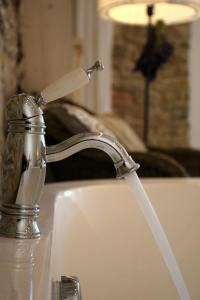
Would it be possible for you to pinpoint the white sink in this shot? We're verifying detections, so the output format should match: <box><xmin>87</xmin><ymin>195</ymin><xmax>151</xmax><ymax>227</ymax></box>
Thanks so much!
<box><xmin>49</xmin><ymin>178</ymin><xmax>200</xmax><ymax>300</ymax></box>
<box><xmin>1</xmin><ymin>178</ymin><xmax>200</xmax><ymax>300</ymax></box>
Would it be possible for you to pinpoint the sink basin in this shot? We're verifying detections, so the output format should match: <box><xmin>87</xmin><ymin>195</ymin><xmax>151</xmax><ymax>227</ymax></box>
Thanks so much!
<box><xmin>1</xmin><ymin>178</ymin><xmax>200</xmax><ymax>300</ymax></box>
<box><xmin>49</xmin><ymin>178</ymin><xmax>200</xmax><ymax>300</ymax></box>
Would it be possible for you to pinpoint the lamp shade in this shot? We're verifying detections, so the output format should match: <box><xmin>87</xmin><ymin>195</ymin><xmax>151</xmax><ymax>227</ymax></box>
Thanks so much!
<box><xmin>98</xmin><ymin>0</ymin><xmax>200</xmax><ymax>25</ymax></box>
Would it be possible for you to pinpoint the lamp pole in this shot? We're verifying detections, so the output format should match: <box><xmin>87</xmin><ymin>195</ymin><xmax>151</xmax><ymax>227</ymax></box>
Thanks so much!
<box><xmin>143</xmin><ymin>5</ymin><xmax>154</xmax><ymax>145</ymax></box>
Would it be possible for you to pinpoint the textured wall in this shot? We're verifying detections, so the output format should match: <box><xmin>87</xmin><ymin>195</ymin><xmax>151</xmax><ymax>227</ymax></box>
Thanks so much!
<box><xmin>112</xmin><ymin>24</ymin><xmax>190</xmax><ymax>148</ymax></box>
<box><xmin>0</xmin><ymin>0</ymin><xmax>19</xmax><ymax>164</ymax></box>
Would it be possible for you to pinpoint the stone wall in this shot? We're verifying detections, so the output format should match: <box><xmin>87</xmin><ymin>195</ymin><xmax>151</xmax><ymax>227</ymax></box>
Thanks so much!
<box><xmin>0</xmin><ymin>0</ymin><xmax>19</xmax><ymax>163</ymax></box>
<box><xmin>112</xmin><ymin>24</ymin><xmax>190</xmax><ymax>148</ymax></box>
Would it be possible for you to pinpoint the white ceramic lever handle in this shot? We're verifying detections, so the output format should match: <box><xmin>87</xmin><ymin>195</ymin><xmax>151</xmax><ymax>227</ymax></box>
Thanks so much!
<box><xmin>41</xmin><ymin>68</ymin><xmax>89</xmax><ymax>103</ymax></box>
<box><xmin>40</xmin><ymin>61</ymin><xmax>104</xmax><ymax>103</ymax></box>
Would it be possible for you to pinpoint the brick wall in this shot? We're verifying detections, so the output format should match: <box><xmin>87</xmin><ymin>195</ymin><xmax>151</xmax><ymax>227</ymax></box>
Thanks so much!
<box><xmin>112</xmin><ymin>24</ymin><xmax>190</xmax><ymax>148</ymax></box>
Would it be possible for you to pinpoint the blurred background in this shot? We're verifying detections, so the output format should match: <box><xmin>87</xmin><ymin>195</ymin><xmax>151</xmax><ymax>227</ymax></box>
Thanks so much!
<box><xmin>1</xmin><ymin>0</ymin><xmax>200</xmax><ymax>180</ymax></box>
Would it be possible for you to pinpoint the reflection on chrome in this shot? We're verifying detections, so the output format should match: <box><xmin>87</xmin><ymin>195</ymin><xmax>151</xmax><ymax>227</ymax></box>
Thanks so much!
<box><xmin>0</xmin><ymin>234</ymin><xmax>51</xmax><ymax>299</ymax></box>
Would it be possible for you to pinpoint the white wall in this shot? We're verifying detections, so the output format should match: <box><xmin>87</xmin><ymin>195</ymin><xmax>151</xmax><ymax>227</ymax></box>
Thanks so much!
<box><xmin>189</xmin><ymin>19</ymin><xmax>200</xmax><ymax>149</ymax></box>
<box><xmin>20</xmin><ymin>0</ymin><xmax>75</xmax><ymax>93</ymax></box>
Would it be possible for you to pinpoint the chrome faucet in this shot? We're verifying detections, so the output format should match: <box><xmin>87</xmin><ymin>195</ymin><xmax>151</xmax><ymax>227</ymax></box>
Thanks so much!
<box><xmin>0</xmin><ymin>61</ymin><xmax>139</xmax><ymax>239</ymax></box>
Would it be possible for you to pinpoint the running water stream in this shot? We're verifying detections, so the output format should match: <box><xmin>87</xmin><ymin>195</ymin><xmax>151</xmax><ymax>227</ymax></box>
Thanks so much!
<box><xmin>125</xmin><ymin>172</ymin><xmax>191</xmax><ymax>300</ymax></box>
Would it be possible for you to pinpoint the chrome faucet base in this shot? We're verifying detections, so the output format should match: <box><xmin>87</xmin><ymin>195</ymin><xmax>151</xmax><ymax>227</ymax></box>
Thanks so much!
<box><xmin>0</xmin><ymin>205</ymin><xmax>40</xmax><ymax>239</ymax></box>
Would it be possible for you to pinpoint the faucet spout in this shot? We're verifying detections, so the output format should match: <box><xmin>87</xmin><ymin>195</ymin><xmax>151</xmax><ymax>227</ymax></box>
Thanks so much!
<box><xmin>46</xmin><ymin>132</ymin><xmax>139</xmax><ymax>178</ymax></box>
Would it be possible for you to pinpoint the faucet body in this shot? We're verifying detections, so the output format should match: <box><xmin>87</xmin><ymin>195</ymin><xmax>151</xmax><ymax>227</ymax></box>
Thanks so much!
<box><xmin>0</xmin><ymin>93</ymin><xmax>139</xmax><ymax>239</ymax></box>
<box><xmin>0</xmin><ymin>94</ymin><xmax>46</xmax><ymax>238</ymax></box>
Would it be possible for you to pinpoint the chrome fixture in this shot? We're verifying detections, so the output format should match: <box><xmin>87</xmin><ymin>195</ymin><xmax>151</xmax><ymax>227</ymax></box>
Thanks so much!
<box><xmin>85</xmin><ymin>60</ymin><xmax>104</xmax><ymax>79</ymax></box>
<box><xmin>46</xmin><ymin>132</ymin><xmax>137</xmax><ymax>179</ymax></box>
<box><xmin>52</xmin><ymin>276</ymin><xmax>81</xmax><ymax>300</ymax></box>
<box><xmin>0</xmin><ymin>62</ymin><xmax>139</xmax><ymax>239</ymax></box>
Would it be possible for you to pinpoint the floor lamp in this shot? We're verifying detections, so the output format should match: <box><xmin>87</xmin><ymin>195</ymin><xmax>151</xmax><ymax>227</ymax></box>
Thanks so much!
<box><xmin>133</xmin><ymin>5</ymin><xmax>174</xmax><ymax>144</ymax></box>
<box><xmin>98</xmin><ymin>0</ymin><xmax>200</xmax><ymax>144</ymax></box>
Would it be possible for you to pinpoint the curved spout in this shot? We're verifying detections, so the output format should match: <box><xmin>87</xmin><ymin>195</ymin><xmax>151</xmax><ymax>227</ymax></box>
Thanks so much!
<box><xmin>46</xmin><ymin>132</ymin><xmax>139</xmax><ymax>178</ymax></box>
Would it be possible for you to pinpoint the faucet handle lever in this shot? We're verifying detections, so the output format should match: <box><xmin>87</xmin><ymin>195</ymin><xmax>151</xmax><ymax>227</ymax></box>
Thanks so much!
<box><xmin>40</xmin><ymin>61</ymin><xmax>104</xmax><ymax>104</ymax></box>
